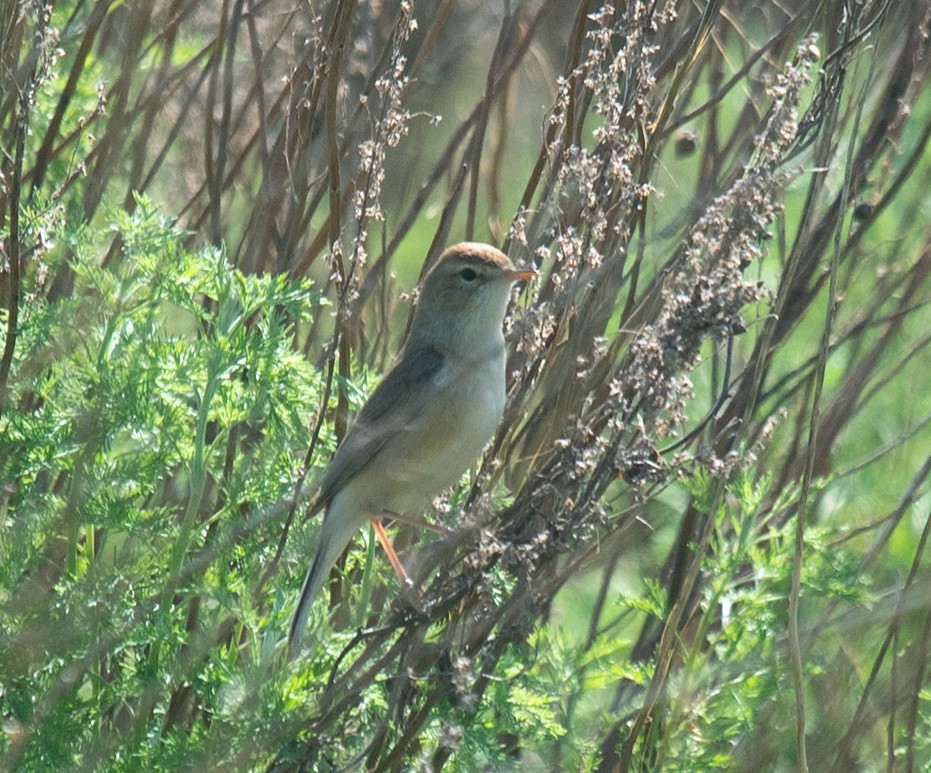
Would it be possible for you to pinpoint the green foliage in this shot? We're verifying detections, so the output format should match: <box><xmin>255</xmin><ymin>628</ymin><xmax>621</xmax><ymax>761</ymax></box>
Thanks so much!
<box><xmin>508</xmin><ymin>468</ymin><xmax>878</xmax><ymax>772</ymax></box>
<box><xmin>0</xmin><ymin>198</ymin><xmax>325</xmax><ymax>770</ymax></box>
<box><xmin>4</xmin><ymin>0</ymin><xmax>931</xmax><ymax>770</ymax></box>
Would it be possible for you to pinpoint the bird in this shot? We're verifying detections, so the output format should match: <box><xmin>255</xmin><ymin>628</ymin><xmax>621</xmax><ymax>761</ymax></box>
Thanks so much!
<box><xmin>288</xmin><ymin>242</ymin><xmax>536</xmax><ymax>652</ymax></box>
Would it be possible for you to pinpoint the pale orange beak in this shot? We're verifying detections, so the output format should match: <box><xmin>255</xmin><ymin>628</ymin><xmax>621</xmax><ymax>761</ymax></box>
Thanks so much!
<box><xmin>502</xmin><ymin>268</ymin><xmax>538</xmax><ymax>283</ymax></box>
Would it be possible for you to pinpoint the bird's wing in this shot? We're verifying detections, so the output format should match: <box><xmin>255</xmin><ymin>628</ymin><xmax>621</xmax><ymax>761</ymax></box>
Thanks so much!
<box><xmin>313</xmin><ymin>344</ymin><xmax>445</xmax><ymax>508</ymax></box>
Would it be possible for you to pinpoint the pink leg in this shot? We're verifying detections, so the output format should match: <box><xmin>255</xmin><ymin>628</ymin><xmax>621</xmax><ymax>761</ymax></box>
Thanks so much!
<box><xmin>372</xmin><ymin>518</ymin><xmax>414</xmax><ymax>590</ymax></box>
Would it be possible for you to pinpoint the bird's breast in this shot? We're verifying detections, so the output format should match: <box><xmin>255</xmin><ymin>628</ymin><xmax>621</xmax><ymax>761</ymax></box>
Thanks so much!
<box><xmin>364</xmin><ymin>349</ymin><xmax>506</xmax><ymax>514</ymax></box>
<box><xmin>427</xmin><ymin>351</ymin><xmax>506</xmax><ymax>468</ymax></box>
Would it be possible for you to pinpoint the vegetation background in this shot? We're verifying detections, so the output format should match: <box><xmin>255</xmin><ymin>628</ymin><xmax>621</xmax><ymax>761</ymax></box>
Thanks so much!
<box><xmin>2</xmin><ymin>0</ymin><xmax>931</xmax><ymax>770</ymax></box>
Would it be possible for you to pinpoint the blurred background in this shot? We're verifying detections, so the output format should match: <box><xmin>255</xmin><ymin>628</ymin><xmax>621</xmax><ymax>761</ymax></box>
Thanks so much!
<box><xmin>2</xmin><ymin>0</ymin><xmax>931</xmax><ymax>770</ymax></box>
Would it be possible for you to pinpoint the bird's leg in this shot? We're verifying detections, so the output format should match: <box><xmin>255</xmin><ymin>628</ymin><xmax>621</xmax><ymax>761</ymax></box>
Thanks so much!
<box><xmin>372</xmin><ymin>518</ymin><xmax>416</xmax><ymax>591</ymax></box>
<box><xmin>372</xmin><ymin>511</ymin><xmax>453</xmax><ymax>605</ymax></box>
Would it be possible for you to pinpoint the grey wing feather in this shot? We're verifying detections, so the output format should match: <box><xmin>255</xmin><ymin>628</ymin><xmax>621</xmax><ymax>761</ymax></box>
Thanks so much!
<box><xmin>312</xmin><ymin>344</ymin><xmax>445</xmax><ymax>508</ymax></box>
<box><xmin>289</xmin><ymin>345</ymin><xmax>445</xmax><ymax>652</ymax></box>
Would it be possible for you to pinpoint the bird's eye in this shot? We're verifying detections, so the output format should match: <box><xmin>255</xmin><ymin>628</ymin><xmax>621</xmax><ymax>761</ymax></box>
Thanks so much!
<box><xmin>459</xmin><ymin>268</ymin><xmax>478</xmax><ymax>282</ymax></box>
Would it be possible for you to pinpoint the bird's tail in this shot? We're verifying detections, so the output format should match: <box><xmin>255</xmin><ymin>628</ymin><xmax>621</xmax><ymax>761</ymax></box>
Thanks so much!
<box><xmin>288</xmin><ymin>510</ymin><xmax>359</xmax><ymax>656</ymax></box>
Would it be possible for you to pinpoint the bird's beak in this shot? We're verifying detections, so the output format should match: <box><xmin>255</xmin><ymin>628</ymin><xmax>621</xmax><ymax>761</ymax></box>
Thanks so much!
<box><xmin>502</xmin><ymin>267</ymin><xmax>537</xmax><ymax>283</ymax></box>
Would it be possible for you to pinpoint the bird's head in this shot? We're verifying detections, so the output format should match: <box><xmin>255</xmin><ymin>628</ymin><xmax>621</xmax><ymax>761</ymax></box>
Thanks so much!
<box><xmin>409</xmin><ymin>243</ymin><xmax>536</xmax><ymax>355</ymax></box>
